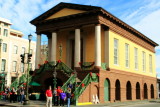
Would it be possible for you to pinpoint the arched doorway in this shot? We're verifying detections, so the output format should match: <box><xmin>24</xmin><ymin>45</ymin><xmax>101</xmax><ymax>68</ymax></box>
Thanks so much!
<box><xmin>115</xmin><ymin>79</ymin><xmax>120</xmax><ymax>101</ymax></box>
<box><xmin>44</xmin><ymin>77</ymin><xmax>63</xmax><ymax>90</ymax></box>
<box><xmin>104</xmin><ymin>79</ymin><xmax>110</xmax><ymax>101</ymax></box>
<box><xmin>144</xmin><ymin>83</ymin><xmax>148</xmax><ymax>99</ymax></box>
<box><xmin>151</xmin><ymin>84</ymin><xmax>154</xmax><ymax>99</ymax></box>
<box><xmin>126</xmin><ymin>81</ymin><xmax>132</xmax><ymax>100</ymax></box>
<box><xmin>136</xmin><ymin>82</ymin><xmax>140</xmax><ymax>99</ymax></box>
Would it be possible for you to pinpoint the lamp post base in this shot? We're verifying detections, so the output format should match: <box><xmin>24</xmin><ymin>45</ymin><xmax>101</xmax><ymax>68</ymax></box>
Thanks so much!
<box><xmin>23</xmin><ymin>99</ymin><xmax>30</xmax><ymax>105</ymax></box>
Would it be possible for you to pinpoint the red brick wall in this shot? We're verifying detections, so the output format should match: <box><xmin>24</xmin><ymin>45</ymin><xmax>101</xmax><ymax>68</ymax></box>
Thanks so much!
<box><xmin>78</xmin><ymin>68</ymin><xmax>157</xmax><ymax>103</ymax></box>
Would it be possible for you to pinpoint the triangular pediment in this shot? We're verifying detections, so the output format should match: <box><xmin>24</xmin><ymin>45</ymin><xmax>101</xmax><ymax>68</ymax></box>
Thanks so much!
<box><xmin>45</xmin><ymin>8</ymin><xmax>86</xmax><ymax>20</ymax></box>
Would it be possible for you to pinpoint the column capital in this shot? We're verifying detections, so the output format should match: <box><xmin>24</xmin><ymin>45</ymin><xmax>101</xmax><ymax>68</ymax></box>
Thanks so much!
<box><xmin>74</xmin><ymin>25</ymin><xmax>82</xmax><ymax>29</ymax></box>
<box><xmin>35</xmin><ymin>32</ymin><xmax>41</xmax><ymax>35</ymax></box>
<box><xmin>95</xmin><ymin>23</ymin><xmax>101</xmax><ymax>26</ymax></box>
<box><xmin>52</xmin><ymin>29</ymin><xmax>59</xmax><ymax>33</ymax></box>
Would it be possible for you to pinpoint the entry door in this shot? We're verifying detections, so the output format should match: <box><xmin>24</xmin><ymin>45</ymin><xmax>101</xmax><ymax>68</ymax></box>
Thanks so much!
<box><xmin>104</xmin><ymin>79</ymin><xmax>110</xmax><ymax>101</ymax></box>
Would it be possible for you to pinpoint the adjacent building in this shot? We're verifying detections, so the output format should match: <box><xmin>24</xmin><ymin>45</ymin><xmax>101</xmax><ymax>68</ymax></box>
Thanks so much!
<box><xmin>30</xmin><ymin>3</ymin><xmax>158</xmax><ymax>104</ymax></box>
<box><xmin>0</xmin><ymin>17</ymin><xmax>36</xmax><ymax>86</ymax></box>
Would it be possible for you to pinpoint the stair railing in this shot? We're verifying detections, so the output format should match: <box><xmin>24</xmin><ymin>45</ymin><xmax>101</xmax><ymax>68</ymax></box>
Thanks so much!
<box><xmin>73</xmin><ymin>73</ymin><xmax>91</xmax><ymax>99</ymax></box>
<box><xmin>57</xmin><ymin>62</ymin><xmax>74</xmax><ymax>76</ymax></box>
<box><xmin>61</xmin><ymin>74</ymin><xmax>75</xmax><ymax>92</ymax></box>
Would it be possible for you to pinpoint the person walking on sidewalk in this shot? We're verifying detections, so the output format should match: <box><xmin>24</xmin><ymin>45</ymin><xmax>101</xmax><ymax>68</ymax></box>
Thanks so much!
<box><xmin>45</xmin><ymin>86</ymin><xmax>52</xmax><ymax>107</ymax></box>
<box><xmin>66</xmin><ymin>89</ymin><xmax>71</xmax><ymax>107</ymax></box>
<box><xmin>20</xmin><ymin>87</ymin><xmax>25</xmax><ymax>103</ymax></box>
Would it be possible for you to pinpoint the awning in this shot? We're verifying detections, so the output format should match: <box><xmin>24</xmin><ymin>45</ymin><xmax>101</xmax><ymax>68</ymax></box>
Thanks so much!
<box><xmin>29</xmin><ymin>81</ymin><xmax>41</xmax><ymax>86</ymax></box>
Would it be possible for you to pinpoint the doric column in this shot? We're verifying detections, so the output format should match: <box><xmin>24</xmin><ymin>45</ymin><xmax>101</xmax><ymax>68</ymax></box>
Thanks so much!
<box><xmin>48</xmin><ymin>37</ymin><xmax>52</xmax><ymax>62</ymax></box>
<box><xmin>74</xmin><ymin>28</ymin><xmax>81</xmax><ymax>68</ymax></box>
<box><xmin>95</xmin><ymin>24</ymin><xmax>101</xmax><ymax>67</ymax></box>
<box><xmin>35</xmin><ymin>34</ymin><xmax>41</xmax><ymax>69</ymax></box>
<box><xmin>51</xmin><ymin>32</ymin><xmax>57</xmax><ymax>62</ymax></box>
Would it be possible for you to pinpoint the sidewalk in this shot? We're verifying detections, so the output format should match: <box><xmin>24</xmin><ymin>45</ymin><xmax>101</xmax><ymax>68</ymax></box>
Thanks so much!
<box><xmin>0</xmin><ymin>99</ymin><xmax>159</xmax><ymax>107</ymax></box>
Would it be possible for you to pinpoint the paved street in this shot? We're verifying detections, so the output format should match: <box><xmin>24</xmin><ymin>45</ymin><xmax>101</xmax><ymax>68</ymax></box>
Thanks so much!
<box><xmin>0</xmin><ymin>100</ymin><xmax>160</xmax><ymax>107</ymax></box>
<box><xmin>119</xmin><ymin>103</ymin><xmax>160</xmax><ymax>107</ymax></box>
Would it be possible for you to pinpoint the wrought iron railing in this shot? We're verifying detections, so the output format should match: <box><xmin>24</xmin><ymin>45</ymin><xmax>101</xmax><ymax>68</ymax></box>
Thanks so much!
<box><xmin>72</xmin><ymin>73</ymin><xmax>99</xmax><ymax>101</ymax></box>
<box><xmin>61</xmin><ymin>74</ymin><xmax>75</xmax><ymax>92</ymax></box>
<box><xmin>10</xmin><ymin>78</ymin><xmax>19</xmax><ymax>89</ymax></box>
<box><xmin>73</xmin><ymin>73</ymin><xmax>91</xmax><ymax>99</ymax></box>
<box><xmin>57</xmin><ymin>62</ymin><xmax>74</xmax><ymax>75</ymax></box>
<box><xmin>11</xmin><ymin>74</ymin><xmax>32</xmax><ymax>89</ymax></box>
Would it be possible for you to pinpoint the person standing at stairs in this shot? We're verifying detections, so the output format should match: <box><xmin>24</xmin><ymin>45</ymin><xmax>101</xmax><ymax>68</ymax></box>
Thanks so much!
<box><xmin>60</xmin><ymin>90</ymin><xmax>66</xmax><ymax>107</ymax></box>
<box><xmin>53</xmin><ymin>88</ymin><xmax>58</xmax><ymax>106</ymax></box>
<box><xmin>66</xmin><ymin>89</ymin><xmax>71</xmax><ymax>107</ymax></box>
<box><xmin>67</xmin><ymin>82</ymin><xmax>73</xmax><ymax>91</ymax></box>
<box><xmin>45</xmin><ymin>86</ymin><xmax>52</xmax><ymax>107</ymax></box>
<box><xmin>57</xmin><ymin>86</ymin><xmax>62</xmax><ymax>106</ymax></box>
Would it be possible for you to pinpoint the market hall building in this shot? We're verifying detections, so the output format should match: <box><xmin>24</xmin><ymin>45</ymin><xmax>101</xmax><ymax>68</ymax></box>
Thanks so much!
<box><xmin>30</xmin><ymin>2</ymin><xmax>158</xmax><ymax>104</ymax></box>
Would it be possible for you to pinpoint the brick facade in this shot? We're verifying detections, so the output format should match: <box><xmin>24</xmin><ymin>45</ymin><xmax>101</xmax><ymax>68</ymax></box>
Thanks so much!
<box><xmin>78</xmin><ymin>68</ymin><xmax>157</xmax><ymax>103</ymax></box>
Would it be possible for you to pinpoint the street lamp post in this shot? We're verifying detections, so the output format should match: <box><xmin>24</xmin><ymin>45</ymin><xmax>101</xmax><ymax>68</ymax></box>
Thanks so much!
<box><xmin>23</xmin><ymin>34</ymin><xmax>32</xmax><ymax>105</ymax></box>
<box><xmin>53</xmin><ymin>61</ymin><xmax>57</xmax><ymax>89</ymax></box>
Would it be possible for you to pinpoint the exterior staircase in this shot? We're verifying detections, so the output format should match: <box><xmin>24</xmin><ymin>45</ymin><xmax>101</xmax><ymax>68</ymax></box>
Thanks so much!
<box><xmin>10</xmin><ymin>61</ymin><xmax>102</xmax><ymax>104</ymax></box>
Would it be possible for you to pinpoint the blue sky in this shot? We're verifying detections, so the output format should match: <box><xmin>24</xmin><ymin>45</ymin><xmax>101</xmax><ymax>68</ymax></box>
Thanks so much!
<box><xmin>0</xmin><ymin>0</ymin><xmax>160</xmax><ymax>76</ymax></box>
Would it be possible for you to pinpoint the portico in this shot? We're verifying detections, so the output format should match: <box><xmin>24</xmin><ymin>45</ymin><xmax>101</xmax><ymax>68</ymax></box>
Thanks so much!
<box><xmin>31</xmin><ymin>4</ymin><xmax>104</xmax><ymax>69</ymax></box>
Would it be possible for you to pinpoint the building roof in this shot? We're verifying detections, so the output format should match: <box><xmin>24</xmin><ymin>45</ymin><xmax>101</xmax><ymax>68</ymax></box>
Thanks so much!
<box><xmin>10</xmin><ymin>29</ymin><xmax>23</xmax><ymax>37</ymax></box>
<box><xmin>31</xmin><ymin>2</ymin><xmax>159</xmax><ymax>47</ymax></box>
<box><xmin>0</xmin><ymin>17</ymin><xmax>12</xmax><ymax>25</ymax></box>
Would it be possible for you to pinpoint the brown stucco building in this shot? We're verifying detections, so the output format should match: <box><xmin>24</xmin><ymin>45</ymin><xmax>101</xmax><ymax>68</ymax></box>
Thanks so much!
<box><xmin>30</xmin><ymin>3</ymin><xmax>158</xmax><ymax>104</ymax></box>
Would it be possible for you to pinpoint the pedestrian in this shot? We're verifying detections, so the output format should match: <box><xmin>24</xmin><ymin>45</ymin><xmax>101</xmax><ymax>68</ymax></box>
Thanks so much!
<box><xmin>4</xmin><ymin>87</ymin><xmax>9</xmax><ymax>101</ymax></box>
<box><xmin>67</xmin><ymin>82</ymin><xmax>73</xmax><ymax>90</ymax></box>
<box><xmin>10</xmin><ymin>87</ymin><xmax>16</xmax><ymax>103</ymax></box>
<box><xmin>45</xmin><ymin>86</ymin><xmax>52</xmax><ymax>107</ymax></box>
<box><xmin>57</xmin><ymin>86</ymin><xmax>62</xmax><ymax>106</ymax></box>
<box><xmin>66</xmin><ymin>89</ymin><xmax>71</xmax><ymax>107</ymax></box>
<box><xmin>53</xmin><ymin>88</ymin><xmax>58</xmax><ymax>106</ymax></box>
<box><xmin>17</xmin><ymin>87</ymin><xmax>21</xmax><ymax>102</ymax></box>
<box><xmin>60</xmin><ymin>90</ymin><xmax>66</xmax><ymax>107</ymax></box>
<box><xmin>20</xmin><ymin>87</ymin><xmax>25</xmax><ymax>103</ymax></box>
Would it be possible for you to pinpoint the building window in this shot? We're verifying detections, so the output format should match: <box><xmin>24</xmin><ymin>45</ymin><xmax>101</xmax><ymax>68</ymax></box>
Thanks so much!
<box><xmin>13</xmin><ymin>45</ymin><xmax>18</xmax><ymax>54</ymax></box>
<box><xmin>4</xmin><ymin>23</ymin><xmax>8</xmax><ymax>27</ymax></box>
<box><xmin>12</xmin><ymin>61</ymin><xmax>17</xmax><ymax>72</ymax></box>
<box><xmin>142</xmin><ymin>51</ymin><xmax>146</xmax><ymax>72</ymax></box>
<box><xmin>114</xmin><ymin>38</ymin><xmax>118</xmax><ymax>65</ymax></box>
<box><xmin>125</xmin><ymin>43</ymin><xmax>129</xmax><ymax>68</ymax></box>
<box><xmin>21</xmin><ymin>63</ymin><xmax>24</xmax><ymax>73</ymax></box>
<box><xmin>3</xmin><ymin>29</ymin><xmax>8</xmax><ymax>37</ymax></box>
<box><xmin>149</xmin><ymin>55</ymin><xmax>152</xmax><ymax>73</ymax></box>
<box><xmin>134</xmin><ymin>48</ymin><xmax>138</xmax><ymax>70</ymax></box>
<box><xmin>3</xmin><ymin>43</ymin><xmax>7</xmax><ymax>52</ymax></box>
<box><xmin>1</xmin><ymin>59</ymin><xmax>6</xmax><ymax>72</ymax></box>
<box><xmin>22</xmin><ymin>47</ymin><xmax>25</xmax><ymax>54</ymax></box>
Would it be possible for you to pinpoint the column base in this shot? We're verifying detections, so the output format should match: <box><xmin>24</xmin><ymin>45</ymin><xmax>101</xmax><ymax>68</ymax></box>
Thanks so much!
<box><xmin>94</xmin><ymin>66</ymin><xmax>101</xmax><ymax>70</ymax></box>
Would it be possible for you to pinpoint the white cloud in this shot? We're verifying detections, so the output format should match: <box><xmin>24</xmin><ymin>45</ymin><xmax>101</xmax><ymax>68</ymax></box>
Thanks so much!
<box><xmin>133</xmin><ymin>9</ymin><xmax>160</xmax><ymax>49</ymax></box>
